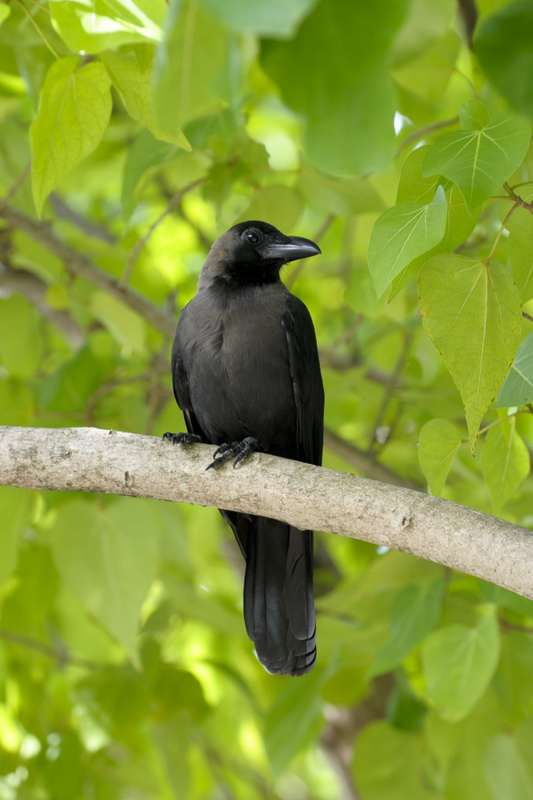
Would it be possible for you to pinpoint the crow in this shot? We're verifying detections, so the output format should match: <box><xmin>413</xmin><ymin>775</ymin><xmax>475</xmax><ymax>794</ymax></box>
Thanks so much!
<box><xmin>164</xmin><ymin>220</ymin><xmax>324</xmax><ymax>675</ymax></box>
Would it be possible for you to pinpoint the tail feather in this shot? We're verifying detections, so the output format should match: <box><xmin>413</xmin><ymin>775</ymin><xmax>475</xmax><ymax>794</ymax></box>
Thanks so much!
<box><xmin>243</xmin><ymin>516</ymin><xmax>316</xmax><ymax>676</ymax></box>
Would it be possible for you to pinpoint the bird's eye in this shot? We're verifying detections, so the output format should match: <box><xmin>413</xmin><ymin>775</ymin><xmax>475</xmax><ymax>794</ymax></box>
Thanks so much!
<box><xmin>244</xmin><ymin>228</ymin><xmax>261</xmax><ymax>245</ymax></box>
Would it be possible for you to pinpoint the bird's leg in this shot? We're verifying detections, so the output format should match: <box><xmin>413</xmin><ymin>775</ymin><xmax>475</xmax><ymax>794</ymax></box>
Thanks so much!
<box><xmin>162</xmin><ymin>432</ymin><xmax>203</xmax><ymax>445</ymax></box>
<box><xmin>206</xmin><ymin>437</ymin><xmax>261</xmax><ymax>470</ymax></box>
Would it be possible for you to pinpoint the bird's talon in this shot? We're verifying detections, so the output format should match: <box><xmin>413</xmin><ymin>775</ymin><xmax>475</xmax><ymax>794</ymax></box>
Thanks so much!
<box><xmin>206</xmin><ymin>437</ymin><xmax>260</xmax><ymax>470</ymax></box>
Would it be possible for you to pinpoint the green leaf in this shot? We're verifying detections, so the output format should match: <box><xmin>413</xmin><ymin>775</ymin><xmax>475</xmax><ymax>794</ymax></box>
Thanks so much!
<box><xmin>494</xmin><ymin>633</ymin><xmax>533</xmax><ymax>724</ymax></box>
<box><xmin>0</xmin><ymin>5</ymin><xmax>10</xmax><ymax>27</ymax></box>
<box><xmin>0</xmin><ymin>487</ymin><xmax>30</xmax><ymax>587</ymax></box>
<box><xmin>196</xmin><ymin>0</ymin><xmax>316</xmax><ymax>36</ymax></box>
<box><xmin>297</xmin><ymin>170</ymin><xmax>384</xmax><ymax>216</ymax></box>
<box><xmin>423</xmin><ymin>107</ymin><xmax>531</xmax><ymax>211</ymax></box>
<box><xmin>495</xmin><ymin>331</ymin><xmax>533</xmax><ymax>408</ymax></box>
<box><xmin>101</xmin><ymin>45</ymin><xmax>190</xmax><ymax>148</ymax></box>
<box><xmin>418</xmin><ymin>254</ymin><xmax>522</xmax><ymax>452</ymax></box>
<box><xmin>368</xmin><ymin>186</ymin><xmax>447</xmax><ymax>298</ymax></box>
<box><xmin>475</xmin><ymin>0</ymin><xmax>533</xmax><ymax>120</ymax></box>
<box><xmin>421</xmin><ymin>605</ymin><xmax>500</xmax><ymax>722</ymax></box>
<box><xmin>353</xmin><ymin>721</ymin><xmax>432</xmax><ymax>800</ymax></box>
<box><xmin>321</xmin><ymin>665</ymin><xmax>368</xmax><ymax>706</ymax></box>
<box><xmin>484</xmin><ymin>733</ymin><xmax>533</xmax><ymax>800</ymax></box>
<box><xmin>0</xmin><ymin>295</ymin><xmax>43</xmax><ymax>378</ymax></box>
<box><xmin>507</xmin><ymin>205</ymin><xmax>533</xmax><ymax>302</ymax></box>
<box><xmin>49</xmin><ymin>0</ymin><xmax>165</xmax><ymax>53</ymax></box>
<box><xmin>30</xmin><ymin>57</ymin><xmax>112</xmax><ymax>216</ymax></box>
<box><xmin>121</xmin><ymin>129</ymin><xmax>184</xmax><ymax>217</ymax></box>
<box><xmin>265</xmin><ymin>668</ymin><xmax>325</xmax><ymax>776</ymax></box>
<box><xmin>261</xmin><ymin>0</ymin><xmax>409</xmax><ymax>175</ymax></box>
<box><xmin>368</xmin><ymin>580</ymin><xmax>444</xmax><ymax>678</ymax></box>
<box><xmin>237</xmin><ymin>185</ymin><xmax>304</xmax><ymax>232</ymax></box>
<box><xmin>459</xmin><ymin>99</ymin><xmax>490</xmax><ymax>131</ymax></box>
<box><xmin>481</xmin><ymin>416</ymin><xmax>529</xmax><ymax>511</ymax></box>
<box><xmin>89</xmin><ymin>292</ymin><xmax>147</xmax><ymax>357</ymax></box>
<box><xmin>419</xmin><ymin>418</ymin><xmax>462</xmax><ymax>495</ymax></box>
<box><xmin>50</xmin><ymin>498</ymin><xmax>160</xmax><ymax>665</ymax></box>
<box><xmin>391</xmin><ymin>166</ymin><xmax>480</xmax><ymax>298</ymax></box>
<box><xmin>396</xmin><ymin>146</ymin><xmax>440</xmax><ymax>205</ymax></box>
<box><xmin>153</xmin><ymin>1</ymin><xmax>229</xmax><ymax>139</ymax></box>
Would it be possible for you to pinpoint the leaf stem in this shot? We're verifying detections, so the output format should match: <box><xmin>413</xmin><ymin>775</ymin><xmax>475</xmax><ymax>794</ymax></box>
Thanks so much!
<box><xmin>17</xmin><ymin>0</ymin><xmax>60</xmax><ymax>59</ymax></box>
<box><xmin>483</xmin><ymin>202</ymin><xmax>519</xmax><ymax>265</ymax></box>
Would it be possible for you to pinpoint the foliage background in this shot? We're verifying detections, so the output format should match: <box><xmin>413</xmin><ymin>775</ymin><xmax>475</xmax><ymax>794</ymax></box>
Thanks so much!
<box><xmin>1</xmin><ymin>0</ymin><xmax>533</xmax><ymax>797</ymax></box>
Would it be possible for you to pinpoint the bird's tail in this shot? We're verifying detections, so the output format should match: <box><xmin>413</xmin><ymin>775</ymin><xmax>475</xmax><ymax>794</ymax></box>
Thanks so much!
<box><xmin>243</xmin><ymin>517</ymin><xmax>316</xmax><ymax>676</ymax></box>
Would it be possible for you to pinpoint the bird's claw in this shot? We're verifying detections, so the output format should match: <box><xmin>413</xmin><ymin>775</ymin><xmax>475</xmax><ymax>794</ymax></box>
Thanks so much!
<box><xmin>206</xmin><ymin>437</ymin><xmax>260</xmax><ymax>470</ymax></box>
<box><xmin>163</xmin><ymin>432</ymin><xmax>203</xmax><ymax>445</ymax></box>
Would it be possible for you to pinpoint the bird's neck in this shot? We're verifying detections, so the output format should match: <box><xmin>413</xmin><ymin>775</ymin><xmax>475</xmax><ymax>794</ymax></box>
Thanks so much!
<box><xmin>198</xmin><ymin>260</ymin><xmax>282</xmax><ymax>291</ymax></box>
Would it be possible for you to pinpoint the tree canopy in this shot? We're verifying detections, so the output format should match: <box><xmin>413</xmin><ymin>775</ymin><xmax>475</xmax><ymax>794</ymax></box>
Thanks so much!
<box><xmin>1</xmin><ymin>0</ymin><xmax>533</xmax><ymax>798</ymax></box>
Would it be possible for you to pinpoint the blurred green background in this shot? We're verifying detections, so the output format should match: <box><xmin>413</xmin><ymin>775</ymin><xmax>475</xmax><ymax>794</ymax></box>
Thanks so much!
<box><xmin>1</xmin><ymin>0</ymin><xmax>533</xmax><ymax>797</ymax></box>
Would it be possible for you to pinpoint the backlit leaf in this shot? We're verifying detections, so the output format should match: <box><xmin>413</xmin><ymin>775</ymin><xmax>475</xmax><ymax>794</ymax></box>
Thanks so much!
<box><xmin>419</xmin><ymin>418</ymin><xmax>462</xmax><ymax>495</ymax></box>
<box><xmin>30</xmin><ymin>57</ymin><xmax>112</xmax><ymax>216</ymax></box>
<box><xmin>50</xmin><ymin>498</ymin><xmax>160</xmax><ymax>665</ymax></box>
<box><xmin>368</xmin><ymin>580</ymin><xmax>444</xmax><ymax>678</ymax></box>
<box><xmin>261</xmin><ymin>0</ymin><xmax>409</xmax><ymax>174</ymax></box>
<box><xmin>368</xmin><ymin>186</ymin><xmax>447</xmax><ymax>298</ymax></box>
<box><xmin>495</xmin><ymin>331</ymin><xmax>533</xmax><ymax>408</ymax></box>
<box><xmin>423</xmin><ymin>107</ymin><xmax>531</xmax><ymax>211</ymax></box>
<box><xmin>484</xmin><ymin>732</ymin><xmax>533</xmax><ymax>800</ymax></box>
<box><xmin>153</xmin><ymin>1</ymin><xmax>229</xmax><ymax>139</ymax></box>
<box><xmin>481</xmin><ymin>416</ymin><xmax>530</xmax><ymax>512</ymax></box>
<box><xmin>422</xmin><ymin>605</ymin><xmax>500</xmax><ymax>722</ymax></box>
<box><xmin>49</xmin><ymin>0</ymin><xmax>165</xmax><ymax>52</ymax></box>
<box><xmin>418</xmin><ymin>254</ymin><xmax>521</xmax><ymax>452</ymax></box>
<box><xmin>101</xmin><ymin>45</ymin><xmax>190</xmax><ymax>148</ymax></box>
<box><xmin>354</xmin><ymin>722</ymin><xmax>431</xmax><ymax>800</ymax></box>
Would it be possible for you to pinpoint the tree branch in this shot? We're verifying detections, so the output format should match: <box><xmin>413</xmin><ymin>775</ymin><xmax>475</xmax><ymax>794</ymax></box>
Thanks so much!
<box><xmin>1</xmin><ymin>426</ymin><xmax>532</xmax><ymax>601</ymax></box>
<box><xmin>0</xmin><ymin>203</ymin><xmax>175</xmax><ymax>338</ymax></box>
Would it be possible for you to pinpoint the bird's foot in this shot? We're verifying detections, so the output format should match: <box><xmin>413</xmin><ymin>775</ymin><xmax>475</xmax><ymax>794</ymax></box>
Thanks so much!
<box><xmin>206</xmin><ymin>437</ymin><xmax>260</xmax><ymax>470</ymax></box>
<box><xmin>163</xmin><ymin>432</ymin><xmax>203</xmax><ymax>445</ymax></box>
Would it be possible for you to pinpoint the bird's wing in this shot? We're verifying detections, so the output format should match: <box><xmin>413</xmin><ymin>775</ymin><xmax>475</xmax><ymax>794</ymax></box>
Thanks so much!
<box><xmin>281</xmin><ymin>295</ymin><xmax>324</xmax><ymax>466</ymax></box>
<box><xmin>171</xmin><ymin>325</ymin><xmax>206</xmax><ymax>440</ymax></box>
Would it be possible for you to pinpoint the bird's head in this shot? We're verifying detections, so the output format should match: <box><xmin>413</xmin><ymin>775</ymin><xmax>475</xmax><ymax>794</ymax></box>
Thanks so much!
<box><xmin>201</xmin><ymin>220</ymin><xmax>321</xmax><ymax>288</ymax></box>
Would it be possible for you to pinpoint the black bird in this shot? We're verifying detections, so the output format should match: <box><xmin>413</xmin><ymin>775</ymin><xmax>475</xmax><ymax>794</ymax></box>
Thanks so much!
<box><xmin>164</xmin><ymin>220</ymin><xmax>324</xmax><ymax>675</ymax></box>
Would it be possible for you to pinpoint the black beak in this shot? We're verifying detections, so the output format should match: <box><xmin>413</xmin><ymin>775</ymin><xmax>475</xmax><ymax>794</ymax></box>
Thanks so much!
<box><xmin>264</xmin><ymin>236</ymin><xmax>321</xmax><ymax>263</ymax></box>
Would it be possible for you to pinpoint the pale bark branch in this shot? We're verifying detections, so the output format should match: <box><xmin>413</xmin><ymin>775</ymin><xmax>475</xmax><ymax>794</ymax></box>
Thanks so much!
<box><xmin>1</xmin><ymin>426</ymin><xmax>532</xmax><ymax>601</ymax></box>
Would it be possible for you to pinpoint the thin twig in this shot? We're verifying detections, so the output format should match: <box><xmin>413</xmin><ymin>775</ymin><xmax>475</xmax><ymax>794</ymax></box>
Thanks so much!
<box><xmin>396</xmin><ymin>117</ymin><xmax>459</xmax><ymax>155</ymax></box>
<box><xmin>0</xmin><ymin>626</ymin><xmax>100</xmax><ymax>670</ymax></box>
<box><xmin>17</xmin><ymin>0</ymin><xmax>60</xmax><ymax>58</ymax></box>
<box><xmin>369</xmin><ymin>328</ymin><xmax>414</xmax><ymax>451</ymax></box>
<box><xmin>3</xmin><ymin>161</ymin><xmax>31</xmax><ymax>204</ymax></box>
<box><xmin>484</xmin><ymin>202</ymin><xmax>519</xmax><ymax>264</ymax></box>
<box><xmin>0</xmin><ymin>202</ymin><xmax>176</xmax><ymax>337</ymax></box>
<box><xmin>121</xmin><ymin>177</ymin><xmax>207</xmax><ymax>287</ymax></box>
<box><xmin>50</xmin><ymin>194</ymin><xmax>117</xmax><ymax>243</ymax></box>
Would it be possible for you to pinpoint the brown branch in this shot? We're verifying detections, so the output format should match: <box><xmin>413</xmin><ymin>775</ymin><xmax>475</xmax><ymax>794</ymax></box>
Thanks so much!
<box><xmin>0</xmin><ymin>259</ymin><xmax>84</xmax><ymax>347</ymax></box>
<box><xmin>0</xmin><ymin>625</ymin><xmax>100</xmax><ymax>670</ymax></box>
<box><xmin>50</xmin><ymin>194</ymin><xmax>117</xmax><ymax>243</ymax></box>
<box><xmin>0</xmin><ymin>202</ymin><xmax>176</xmax><ymax>338</ymax></box>
<box><xmin>457</xmin><ymin>0</ymin><xmax>478</xmax><ymax>47</ymax></box>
